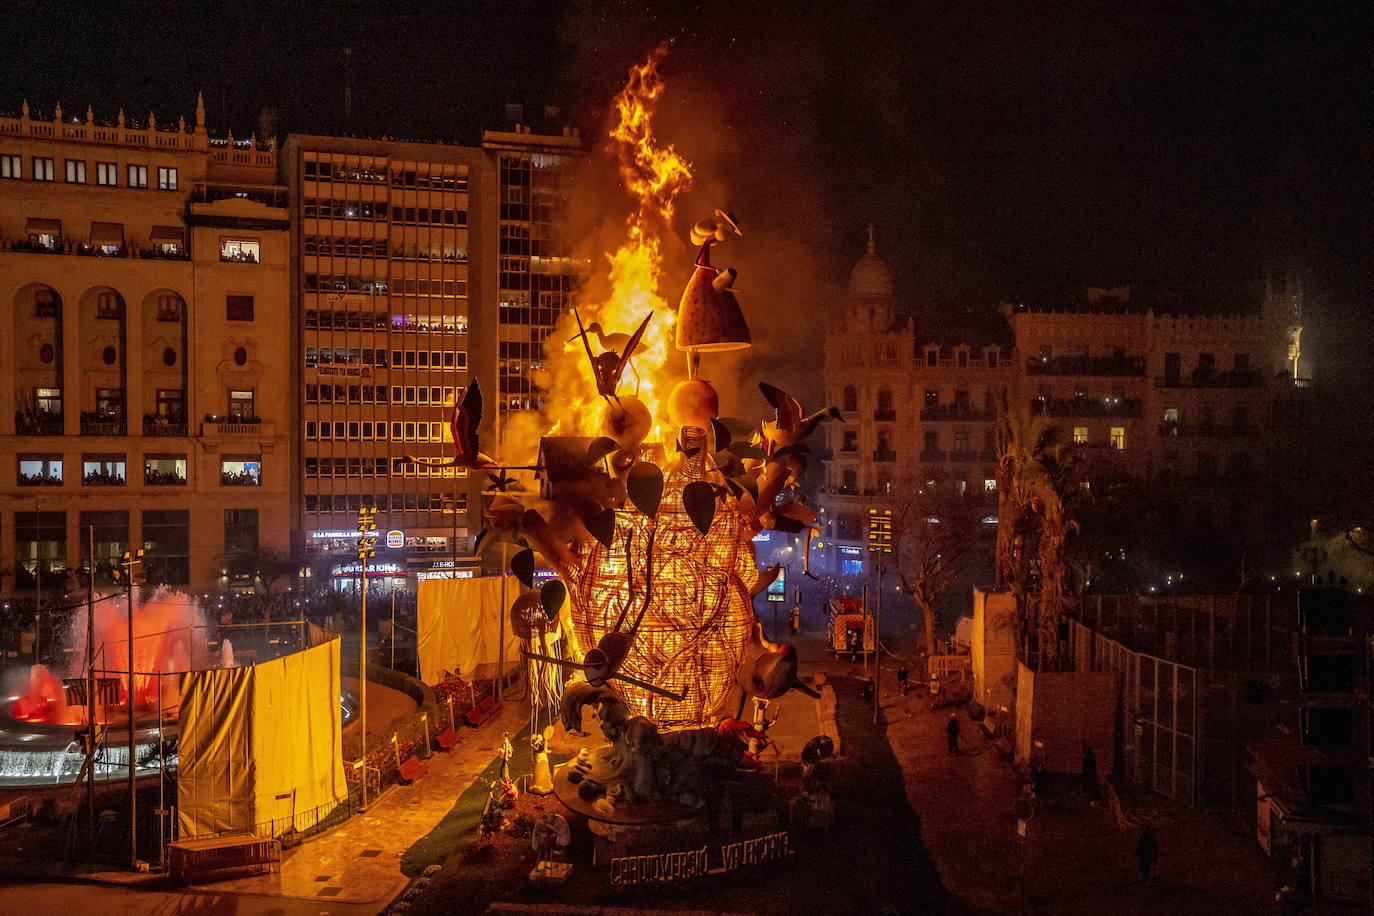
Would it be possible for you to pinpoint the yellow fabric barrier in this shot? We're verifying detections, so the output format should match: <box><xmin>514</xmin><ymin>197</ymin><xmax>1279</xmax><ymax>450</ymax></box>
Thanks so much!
<box><xmin>417</xmin><ymin>576</ymin><xmax>522</xmax><ymax>685</ymax></box>
<box><xmin>177</xmin><ymin>637</ymin><xmax>346</xmax><ymax>839</ymax></box>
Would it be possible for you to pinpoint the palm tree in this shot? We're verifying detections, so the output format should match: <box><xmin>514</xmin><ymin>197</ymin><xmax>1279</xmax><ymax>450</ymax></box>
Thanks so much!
<box><xmin>1020</xmin><ymin>438</ymin><xmax>1080</xmax><ymax>669</ymax></box>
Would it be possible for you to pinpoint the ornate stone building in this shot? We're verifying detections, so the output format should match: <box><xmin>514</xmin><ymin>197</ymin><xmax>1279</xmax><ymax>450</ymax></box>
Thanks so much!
<box><xmin>817</xmin><ymin>231</ymin><xmax>1310</xmax><ymax>583</ymax></box>
<box><xmin>0</xmin><ymin>98</ymin><xmax>291</xmax><ymax>592</ymax></box>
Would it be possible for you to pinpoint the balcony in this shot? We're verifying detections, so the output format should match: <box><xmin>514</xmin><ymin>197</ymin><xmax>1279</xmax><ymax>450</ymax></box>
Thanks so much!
<box><xmin>1026</xmin><ymin>354</ymin><xmax>1146</xmax><ymax>377</ymax></box>
<box><xmin>872</xmin><ymin>448</ymin><xmax>897</xmax><ymax>463</ymax></box>
<box><xmin>202</xmin><ymin>417</ymin><xmax>272</xmax><ymax>438</ymax></box>
<box><xmin>873</xmin><ymin>409</ymin><xmax>897</xmax><ymax>422</ymax></box>
<box><xmin>838</xmin><ymin>446</ymin><xmax>859</xmax><ymax>457</ymax></box>
<box><xmin>950</xmin><ymin>450</ymin><xmax>980</xmax><ymax>463</ymax></box>
<box><xmin>920</xmin><ymin>404</ymin><xmax>992</xmax><ymax>422</ymax></box>
<box><xmin>143</xmin><ymin>415</ymin><xmax>188</xmax><ymax>437</ymax></box>
<box><xmin>5</xmin><ymin>238</ymin><xmax>63</xmax><ymax>255</ymax></box>
<box><xmin>1154</xmin><ymin>370</ymin><xmax>1260</xmax><ymax>389</ymax></box>
<box><xmin>15</xmin><ymin>410</ymin><xmax>63</xmax><ymax>436</ymax></box>
<box><xmin>80</xmin><ymin>412</ymin><xmax>125</xmax><ymax>436</ymax></box>
<box><xmin>1158</xmin><ymin>423</ymin><xmax>1257</xmax><ymax>439</ymax></box>
<box><xmin>920</xmin><ymin>449</ymin><xmax>947</xmax><ymax>463</ymax></box>
<box><xmin>1032</xmin><ymin>396</ymin><xmax>1142</xmax><ymax>419</ymax></box>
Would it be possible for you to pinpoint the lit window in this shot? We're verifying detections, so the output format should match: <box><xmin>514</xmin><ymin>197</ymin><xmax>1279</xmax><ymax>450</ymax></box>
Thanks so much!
<box><xmin>228</xmin><ymin>389</ymin><xmax>255</xmax><ymax>419</ymax></box>
<box><xmin>18</xmin><ymin>456</ymin><xmax>62</xmax><ymax>486</ymax></box>
<box><xmin>1110</xmin><ymin>427</ymin><xmax>1126</xmax><ymax>450</ymax></box>
<box><xmin>127</xmin><ymin>165</ymin><xmax>148</xmax><ymax>188</ymax></box>
<box><xmin>157</xmin><ymin>166</ymin><xmax>178</xmax><ymax>190</ymax></box>
<box><xmin>220</xmin><ymin>238</ymin><xmax>260</xmax><ymax>263</ymax></box>
<box><xmin>65</xmin><ymin>160</ymin><xmax>86</xmax><ymax>183</ymax></box>
<box><xmin>1</xmin><ymin>154</ymin><xmax>20</xmax><ymax>179</ymax></box>
<box><xmin>96</xmin><ymin>162</ymin><xmax>117</xmax><ymax>186</ymax></box>
<box><xmin>220</xmin><ymin>458</ymin><xmax>261</xmax><ymax>486</ymax></box>
<box><xmin>984</xmin><ymin>478</ymin><xmax>997</xmax><ymax>492</ymax></box>
<box><xmin>1073</xmin><ymin>426</ymin><xmax>1088</xmax><ymax>444</ymax></box>
<box><xmin>33</xmin><ymin>157</ymin><xmax>54</xmax><ymax>181</ymax></box>
<box><xmin>82</xmin><ymin>457</ymin><xmax>126</xmax><ymax>486</ymax></box>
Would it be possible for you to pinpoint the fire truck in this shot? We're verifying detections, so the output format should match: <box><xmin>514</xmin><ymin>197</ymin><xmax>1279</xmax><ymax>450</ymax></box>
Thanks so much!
<box><xmin>825</xmin><ymin>597</ymin><xmax>874</xmax><ymax>661</ymax></box>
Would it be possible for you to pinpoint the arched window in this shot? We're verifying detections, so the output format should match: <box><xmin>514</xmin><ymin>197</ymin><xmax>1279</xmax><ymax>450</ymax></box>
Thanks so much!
<box><xmin>157</xmin><ymin>294</ymin><xmax>183</xmax><ymax>322</ymax></box>
<box><xmin>843</xmin><ymin>385</ymin><xmax>857</xmax><ymax>413</ymax></box>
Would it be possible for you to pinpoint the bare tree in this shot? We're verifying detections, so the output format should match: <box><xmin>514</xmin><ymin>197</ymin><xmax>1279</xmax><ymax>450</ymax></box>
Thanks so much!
<box><xmin>890</xmin><ymin>482</ymin><xmax>986</xmax><ymax>656</ymax></box>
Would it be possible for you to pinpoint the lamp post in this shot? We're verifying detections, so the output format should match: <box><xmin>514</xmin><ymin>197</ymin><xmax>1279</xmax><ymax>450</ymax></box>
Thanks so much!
<box><xmin>116</xmin><ymin>548</ymin><xmax>143</xmax><ymax>869</ymax></box>
<box><xmin>356</xmin><ymin>508</ymin><xmax>377</xmax><ymax>809</ymax></box>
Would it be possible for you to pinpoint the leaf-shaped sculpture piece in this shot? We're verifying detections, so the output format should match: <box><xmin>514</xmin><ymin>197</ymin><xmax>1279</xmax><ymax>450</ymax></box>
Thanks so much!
<box><xmin>540</xmin><ymin>579</ymin><xmax>567</xmax><ymax>620</ymax></box>
<box><xmin>511</xmin><ymin>547</ymin><xmax>536</xmax><ymax>589</ymax></box>
<box><xmin>583</xmin><ymin>507</ymin><xmax>616</xmax><ymax>548</ymax></box>
<box><xmin>682</xmin><ymin>480</ymin><xmax>717</xmax><ymax>535</ymax></box>
<box><xmin>585</xmin><ymin>436</ymin><xmax>620</xmax><ymax>467</ymax></box>
<box><xmin>710</xmin><ymin>417</ymin><xmax>733</xmax><ymax>450</ymax></box>
<box><xmin>726</xmin><ymin>440</ymin><xmax>768</xmax><ymax>461</ymax></box>
<box><xmin>627</xmin><ymin>462</ymin><xmax>664</xmax><ymax>518</ymax></box>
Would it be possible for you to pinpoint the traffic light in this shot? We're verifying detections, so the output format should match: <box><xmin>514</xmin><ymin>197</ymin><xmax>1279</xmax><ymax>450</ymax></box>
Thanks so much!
<box><xmin>867</xmin><ymin>508</ymin><xmax>893</xmax><ymax>554</ymax></box>
<box><xmin>356</xmin><ymin>507</ymin><xmax>378</xmax><ymax>560</ymax></box>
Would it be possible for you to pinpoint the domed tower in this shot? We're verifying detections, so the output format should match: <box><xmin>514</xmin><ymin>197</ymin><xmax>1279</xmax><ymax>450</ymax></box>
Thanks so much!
<box><xmin>847</xmin><ymin>225</ymin><xmax>895</xmax><ymax>331</ymax></box>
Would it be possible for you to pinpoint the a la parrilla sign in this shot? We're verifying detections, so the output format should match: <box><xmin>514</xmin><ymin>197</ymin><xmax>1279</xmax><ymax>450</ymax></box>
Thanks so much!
<box><xmin>609</xmin><ymin>831</ymin><xmax>790</xmax><ymax>887</ymax></box>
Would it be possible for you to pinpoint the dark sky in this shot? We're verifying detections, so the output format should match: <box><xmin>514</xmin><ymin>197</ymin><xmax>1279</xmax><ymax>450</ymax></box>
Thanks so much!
<box><xmin>4</xmin><ymin>0</ymin><xmax>1370</xmax><ymax>386</ymax></box>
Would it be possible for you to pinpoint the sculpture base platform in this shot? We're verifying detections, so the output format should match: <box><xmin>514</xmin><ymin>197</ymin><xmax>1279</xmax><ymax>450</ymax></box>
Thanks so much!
<box><xmin>551</xmin><ymin>759</ymin><xmax>707</xmax><ymax>826</ymax></box>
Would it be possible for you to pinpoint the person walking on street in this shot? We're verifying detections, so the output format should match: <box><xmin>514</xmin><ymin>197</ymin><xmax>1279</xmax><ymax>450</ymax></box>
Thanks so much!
<box><xmin>896</xmin><ymin>666</ymin><xmax>910</xmax><ymax>696</ymax></box>
<box><xmin>946</xmin><ymin>712</ymin><xmax>960</xmax><ymax>754</ymax></box>
<box><xmin>1136</xmin><ymin>823</ymin><xmax>1159</xmax><ymax>881</ymax></box>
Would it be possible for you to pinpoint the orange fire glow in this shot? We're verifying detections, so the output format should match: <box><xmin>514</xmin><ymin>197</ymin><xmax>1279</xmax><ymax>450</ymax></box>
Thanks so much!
<box><xmin>546</xmin><ymin>44</ymin><xmax>693</xmax><ymax>442</ymax></box>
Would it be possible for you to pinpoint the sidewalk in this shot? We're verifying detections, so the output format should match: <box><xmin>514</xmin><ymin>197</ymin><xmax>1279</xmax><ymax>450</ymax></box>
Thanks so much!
<box><xmin>188</xmin><ymin>694</ymin><xmax>529</xmax><ymax>905</ymax></box>
<box><xmin>882</xmin><ymin>684</ymin><xmax>1279</xmax><ymax>915</ymax></box>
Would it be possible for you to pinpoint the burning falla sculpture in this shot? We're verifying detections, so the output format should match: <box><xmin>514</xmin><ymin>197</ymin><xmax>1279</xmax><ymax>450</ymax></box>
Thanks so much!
<box><xmin>472</xmin><ymin>214</ymin><xmax>835</xmax><ymax>813</ymax></box>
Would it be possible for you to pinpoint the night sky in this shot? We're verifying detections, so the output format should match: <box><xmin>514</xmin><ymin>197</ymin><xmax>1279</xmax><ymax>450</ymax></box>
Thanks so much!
<box><xmin>4</xmin><ymin>1</ymin><xmax>1370</xmax><ymax>392</ymax></box>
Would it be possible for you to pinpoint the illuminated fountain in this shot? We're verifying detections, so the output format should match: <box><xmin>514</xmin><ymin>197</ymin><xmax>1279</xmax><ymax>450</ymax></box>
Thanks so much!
<box><xmin>0</xmin><ymin>589</ymin><xmax>351</xmax><ymax>785</ymax></box>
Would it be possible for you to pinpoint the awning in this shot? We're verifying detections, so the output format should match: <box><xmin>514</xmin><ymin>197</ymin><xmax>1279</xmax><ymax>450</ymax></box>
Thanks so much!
<box><xmin>26</xmin><ymin>218</ymin><xmax>61</xmax><ymax>235</ymax></box>
<box><xmin>90</xmin><ymin>222</ymin><xmax>125</xmax><ymax>246</ymax></box>
<box><xmin>151</xmin><ymin>225</ymin><xmax>184</xmax><ymax>243</ymax></box>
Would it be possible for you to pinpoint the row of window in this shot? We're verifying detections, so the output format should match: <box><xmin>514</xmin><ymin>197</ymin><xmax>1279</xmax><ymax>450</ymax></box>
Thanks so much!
<box><xmin>306</xmin><ymin>275</ymin><xmax>474</xmax><ymax>297</ymax></box>
<box><xmin>15</xmin><ymin>455</ymin><xmax>259</xmax><ymax>486</ymax></box>
<box><xmin>306</xmin><ymin>384</ymin><xmax>457</xmax><ymax>405</ymax></box>
<box><xmin>302</xmin><ymin>200</ymin><xmax>468</xmax><ymax>226</ymax></box>
<box><xmin>304</xmin><ymin>348</ymin><xmax>466</xmax><ymax>370</ymax></box>
<box><xmin>1</xmin><ymin>154</ymin><xmax>176</xmax><ymax>189</ymax></box>
<box><xmin>305</xmin><ymin>493</ymin><xmax>467</xmax><ymax>513</ymax></box>
<box><xmin>305</xmin><ymin>420</ymin><xmax>453</xmax><ymax>442</ymax></box>
<box><xmin>305</xmin><ymin>457</ymin><xmax>467</xmax><ymax>478</ymax></box>
<box><xmin>14</xmin><ymin>508</ymin><xmax>258</xmax><ymax>587</ymax></box>
<box><xmin>304</xmin><ymin>310</ymin><xmax>468</xmax><ymax>333</ymax></box>
<box><xmin>302</xmin><ymin>161</ymin><xmax>467</xmax><ymax>191</ymax></box>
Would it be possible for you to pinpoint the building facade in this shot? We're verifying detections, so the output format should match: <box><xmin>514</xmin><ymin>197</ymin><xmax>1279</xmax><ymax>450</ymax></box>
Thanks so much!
<box><xmin>0</xmin><ymin>98</ymin><xmax>291</xmax><ymax>594</ymax></box>
<box><xmin>284</xmin><ymin>122</ymin><xmax>583</xmax><ymax>588</ymax></box>
<box><xmin>819</xmin><ymin>232</ymin><xmax>1310</xmax><ymax>584</ymax></box>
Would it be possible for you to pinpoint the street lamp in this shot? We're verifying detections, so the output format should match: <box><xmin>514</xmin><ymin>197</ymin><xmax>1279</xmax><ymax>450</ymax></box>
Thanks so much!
<box><xmin>356</xmin><ymin>508</ymin><xmax>377</xmax><ymax>809</ymax></box>
<box><xmin>114</xmin><ymin>548</ymin><xmax>144</xmax><ymax>869</ymax></box>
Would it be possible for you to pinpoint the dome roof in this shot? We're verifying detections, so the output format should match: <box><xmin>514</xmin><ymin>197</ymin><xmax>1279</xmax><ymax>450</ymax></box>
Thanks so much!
<box><xmin>847</xmin><ymin>226</ymin><xmax>893</xmax><ymax>299</ymax></box>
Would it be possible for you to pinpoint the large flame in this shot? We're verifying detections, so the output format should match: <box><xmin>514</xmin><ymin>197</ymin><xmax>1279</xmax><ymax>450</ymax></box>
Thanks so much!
<box><xmin>544</xmin><ymin>44</ymin><xmax>692</xmax><ymax>441</ymax></box>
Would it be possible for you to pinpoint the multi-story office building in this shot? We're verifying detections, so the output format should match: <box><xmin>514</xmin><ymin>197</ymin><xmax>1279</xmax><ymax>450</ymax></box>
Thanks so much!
<box><xmin>284</xmin><ymin>120</ymin><xmax>583</xmax><ymax>588</ymax></box>
<box><xmin>482</xmin><ymin>118</ymin><xmax>583</xmax><ymax>418</ymax></box>
<box><xmin>819</xmin><ymin>231</ymin><xmax>1310</xmax><ymax>581</ymax></box>
<box><xmin>0</xmin><ymin>98</ymin><xmax>291</xmax><ymax>594</ymax></box>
